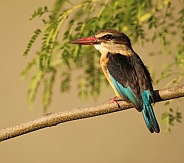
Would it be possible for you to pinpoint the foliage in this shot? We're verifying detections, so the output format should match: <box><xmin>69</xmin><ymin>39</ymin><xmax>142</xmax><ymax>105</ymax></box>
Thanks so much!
<box><xmin>22</xmin><ymin>0</ymin><xmax>184</xmax><ymax>129</ymax></box>
<box><xmin>161</xmin><ymin>101</ymin><xmax>182</xmax><ymax>132</ymax></box>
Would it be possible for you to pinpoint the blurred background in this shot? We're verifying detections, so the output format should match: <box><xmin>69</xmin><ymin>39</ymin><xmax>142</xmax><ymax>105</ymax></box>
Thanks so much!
<box><xmin>0</xmin><ymin>0</ymin><xmax>184</xmax><ymax>163</ymax></box>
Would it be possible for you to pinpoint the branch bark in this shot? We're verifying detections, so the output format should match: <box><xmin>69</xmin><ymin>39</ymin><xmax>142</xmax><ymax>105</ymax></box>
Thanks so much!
<box><xmin>0</xmin><ymin>85</ymin><xmax>184</xmax><ymax>142</ymax></box>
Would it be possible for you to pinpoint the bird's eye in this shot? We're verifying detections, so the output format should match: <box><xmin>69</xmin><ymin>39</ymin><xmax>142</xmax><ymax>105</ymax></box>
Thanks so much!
<box><xmin>102</xmin><ymin>34</ymin><xmax>114</xmax><ymax>40</ymax></box>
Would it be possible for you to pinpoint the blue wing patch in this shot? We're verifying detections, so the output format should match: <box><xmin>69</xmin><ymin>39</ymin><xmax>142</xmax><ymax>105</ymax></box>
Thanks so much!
<box><xmin>107</xmin><ymin>70</ymin><xmax>140</xmax><ymax>108</ymax></box>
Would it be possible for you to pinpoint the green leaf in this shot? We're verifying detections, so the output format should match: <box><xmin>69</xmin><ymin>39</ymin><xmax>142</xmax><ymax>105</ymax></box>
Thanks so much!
<box><xmin>21</xmin><ymin>58</ymin><xmax>37</xmax><ymax>79</ymax></box>
<box><xmin>29</xmin><ymin>6</ymin><xmax>48</xmax><ymax>21</ymax></box>
<box><xmin>27</xmin><ymin>70</ymin><xmax>43</xmax><ymax>106</ymax></box>
<box><xmin>60</xmin><ymin>71</ymin><xmax>71</xmax><ymax>92</ymax></box>
<box><xmin>43</xmin><ymin>69</ymin><xmax>56</xmax><ymax>112</ymax></box>
<box><xmin>23</xmin><ymin>29</ymin><xmax>41</xmax><ymax>56</ymax></box>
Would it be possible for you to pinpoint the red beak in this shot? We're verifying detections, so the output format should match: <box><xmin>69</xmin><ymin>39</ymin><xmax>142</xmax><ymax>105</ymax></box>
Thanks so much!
<box><xmin>69</xmin><ymin>36</ymin><xmax>99</xmax><ymax>45</ymax></box>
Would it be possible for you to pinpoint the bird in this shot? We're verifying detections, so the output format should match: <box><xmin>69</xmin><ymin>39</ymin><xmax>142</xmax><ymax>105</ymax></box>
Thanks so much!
<box><xmin>69</xmin><ymin>29</ymin><xmax>160</xmax><ymax>133</ymax></box>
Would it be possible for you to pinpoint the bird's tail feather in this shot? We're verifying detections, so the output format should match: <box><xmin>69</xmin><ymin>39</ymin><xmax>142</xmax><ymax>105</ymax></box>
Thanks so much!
<box><xmin>142</xmin><ymin>90</ymin><xmax>160</xmax><ymax>133</ymax></box>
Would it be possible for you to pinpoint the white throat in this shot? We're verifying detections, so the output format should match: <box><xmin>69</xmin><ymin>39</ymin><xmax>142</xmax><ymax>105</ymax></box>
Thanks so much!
<box><xmin>94</xmin><ymin>44</ymin><xmax>109</xmax><ymax>55</ymax></box>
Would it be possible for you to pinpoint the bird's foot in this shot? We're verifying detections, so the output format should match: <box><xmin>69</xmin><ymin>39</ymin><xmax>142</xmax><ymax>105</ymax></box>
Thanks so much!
<box><xmin>109</xmin><ymin>96</ymin><xmax>121</xmax><ymax>108</ymax></box>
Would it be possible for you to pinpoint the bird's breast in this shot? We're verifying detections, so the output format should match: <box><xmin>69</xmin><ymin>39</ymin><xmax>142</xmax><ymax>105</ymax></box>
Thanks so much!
<box><xmin>100</xmin><ymin>51</ymin><xmax>109</xmax><ymax>77</ymax></box>
<box><xmin>100</xmin><ymin>52</ymin><xmax>121</xmax><ymax>97</ymax></box>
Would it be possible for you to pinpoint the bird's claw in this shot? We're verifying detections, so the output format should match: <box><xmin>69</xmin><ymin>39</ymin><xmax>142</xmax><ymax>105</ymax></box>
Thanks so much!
<box><xmin>109</xmin><ymin>96</ymin><xmax>121</xmax><ymax>108</ymax></box>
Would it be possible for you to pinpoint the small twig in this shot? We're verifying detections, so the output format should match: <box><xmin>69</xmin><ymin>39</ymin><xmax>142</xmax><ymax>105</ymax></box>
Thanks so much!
<box><xmin>0</xmin><ymin>85</ymin><xmax>184</xmax><ymax>142</ymax></box>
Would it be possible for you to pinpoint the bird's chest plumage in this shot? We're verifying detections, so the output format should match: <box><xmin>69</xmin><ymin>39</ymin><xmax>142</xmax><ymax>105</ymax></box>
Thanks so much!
<box><xmin>100</xmin><ymin>52</ymin><xmax>111</xmax><ymax>83</ymax></box>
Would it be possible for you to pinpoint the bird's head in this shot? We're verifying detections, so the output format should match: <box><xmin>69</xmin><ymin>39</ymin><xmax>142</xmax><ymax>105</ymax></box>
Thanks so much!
<box><xmin>69</xmin><ymin>29</ymin><xmax>132</xmax><ymax>54</ymax></box>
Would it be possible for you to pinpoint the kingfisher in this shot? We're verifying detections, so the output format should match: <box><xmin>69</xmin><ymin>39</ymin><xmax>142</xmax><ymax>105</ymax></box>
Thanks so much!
<box><xmin>69</xmin><ymin>29</ymin><xmax>160</xmax><ymax>133</ymax></box>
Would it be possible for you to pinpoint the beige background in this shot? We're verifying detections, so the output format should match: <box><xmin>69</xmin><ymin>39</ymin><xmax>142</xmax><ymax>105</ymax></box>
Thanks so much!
<box><xmin>0</xmin><ymin>1</ymin><xmax>184</xmax><ymax>163</ymax></box>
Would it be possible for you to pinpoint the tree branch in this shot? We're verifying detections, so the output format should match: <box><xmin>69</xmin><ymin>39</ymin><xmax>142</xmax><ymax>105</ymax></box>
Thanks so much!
<box><xmin>0</xmin><ymin>85</ymin><xmax>184</xmax><ymax>142</ymax></box>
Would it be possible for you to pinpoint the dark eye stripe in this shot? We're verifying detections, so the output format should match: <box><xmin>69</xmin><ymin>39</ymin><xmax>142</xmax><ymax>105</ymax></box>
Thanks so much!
<box><xmin>102</xmin><ymin>34</ymin><xmax>114</xmax><ymax>40</ymax></box>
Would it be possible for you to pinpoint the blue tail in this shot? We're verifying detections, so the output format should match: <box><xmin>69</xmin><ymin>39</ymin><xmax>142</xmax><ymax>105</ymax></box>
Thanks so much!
<box><xmin>142</xmin><ymin>90</ymin><xmax>160</xmax><ymax>133</ymax></box>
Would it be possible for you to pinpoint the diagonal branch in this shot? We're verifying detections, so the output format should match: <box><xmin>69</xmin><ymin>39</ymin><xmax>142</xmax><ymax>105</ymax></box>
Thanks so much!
<box><xmin>0</xmin><ymin>85</ymin><xmax>184</xmax><ymax>142</ymax></box>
